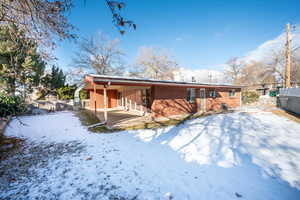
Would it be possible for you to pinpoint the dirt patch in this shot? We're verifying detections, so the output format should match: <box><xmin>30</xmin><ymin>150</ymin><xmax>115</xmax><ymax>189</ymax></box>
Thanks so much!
<box><xmin>76</xmin><ymin>109</ymin><xmax>233</xmax><ymax>133</ymax></box>
<box><xmin>269</xmin><ymin>109</ymin><xmax>300</xmax><ymax>123</ymax></box>
<box><xmin>75</xmin><ymin>110</ymin><xmax>121</xmax><ymax>133</ymax></box>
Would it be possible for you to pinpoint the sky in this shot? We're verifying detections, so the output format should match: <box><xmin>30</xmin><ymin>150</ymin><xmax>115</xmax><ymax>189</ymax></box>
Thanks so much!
<box><xmin>54</xmin><ymin>0</ymin><xmax>300</xmax><ymax>72</ymax></box>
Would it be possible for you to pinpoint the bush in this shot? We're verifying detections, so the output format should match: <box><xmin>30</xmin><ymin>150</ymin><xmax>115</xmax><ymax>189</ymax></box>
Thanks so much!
<box><xmin>269</xmin><ymin>90</ymin><xmax>278</xmax><ymax>97</ymax></box>
<box><xmin>242</xmin><ymin>90</ymin><xmax>259</xmax><ymax>104</ymax></box>
<box><xmin>56</xmin><ymin>86</ymin><xmax>75</xmax><ymax>100</ymax></box>
<box><xmin>79</xmin><ymin>89</ymin><xmax>88</xmax><ymax>100</ymax></box>
<box><xmin>0</xmin><ymin>92</ymin><xmax>26</xmax><ymax>118</ymax></box>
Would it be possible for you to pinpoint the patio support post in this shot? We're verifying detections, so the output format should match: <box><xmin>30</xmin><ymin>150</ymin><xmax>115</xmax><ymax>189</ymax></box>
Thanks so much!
<box><xmin>130</xmin><ymin>100</ymin><xmax>132</xmax><ymax>110</ymax></box>
<box><xmin>93</xmin><ymin>84</ymin><xmax>96</xmax><ymax>115</ymax></box>
<box><xmin>122</xmin><ymin>89</ymin><xmax>124</xmax><ymax>109</ymax></box>
<box><xmin>103</xmin><ymin>85</ymin><xmax>108</xmax><ymax>122</ymax></box>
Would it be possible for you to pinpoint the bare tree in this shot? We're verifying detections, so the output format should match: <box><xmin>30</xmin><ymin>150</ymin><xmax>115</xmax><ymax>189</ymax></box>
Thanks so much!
<box><xmin>131</xmin><ymin>47</ymin><xmax>179</xmax><ymax>80</ymax></box>
<box><xmin>72</xmin><ymin>33</ymin><xmax>124</xmax><ymax>75</ymax></box>
<box><xmin>0</xmin><ymin>0</ymin><xmax>135</xmax><ymax>49</ymax></box>
<box><xmin>239</xmin><ymin>61</ymin><xmax>275</xmax><ymax>86</ymax></box>
<box><xmin>0</xmin><ymin>0</ymin><xmax>75</xmax><ymax>48</ymax></box>
<box><xmin>224</xmin><ymin>57</ymin><xmax>243</xmax><ymax>84</ymax></box>
<box><xmin>265</xmin><ymin>46</ymin><xmax>300</xmax><ymax>85</ymax></box>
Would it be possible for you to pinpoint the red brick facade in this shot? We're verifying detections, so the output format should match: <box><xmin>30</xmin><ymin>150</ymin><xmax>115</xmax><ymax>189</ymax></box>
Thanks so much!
<box><xmin>151</xmin><ymin>86</ymin><xmax>195</xmax><ymax>117</ymax></box>
<box><xmin>89</xmin><ymin>89</ymin><xmax>118</xmax><ymax>110</ymax></box>
<box><xmin>205</xmin><ymin>87</ymin><xmax>241</xmax><ymax>111</ymax></box>
<box><xmin>151</xmin><ymin>86</ymin><xmax>241</xmax><ymax>117</ymax></box>
<box><xmin>86</xmin><ymin>82</ymin><xmax>241</xmax><ymax>117</ymax></box>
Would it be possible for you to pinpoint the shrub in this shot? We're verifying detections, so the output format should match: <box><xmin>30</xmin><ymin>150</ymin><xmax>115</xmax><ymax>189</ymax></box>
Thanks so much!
<box><xmin>0</xmin><ymin>92</ymin><xmax>26</xmax><ymax>118</ymax></box>
<box><xmin>79</xmin><ymin>89</ymin><xmax>88</xmax><ymax>100</ymax></box>
<box><xmin>242</xmin><ymin>90</ymin><xmax>259</xmax><ymax>104</ymax></box>
<box><xmin>269</xmin><ymin>90</ymin><xmax>278</xmax><ymax>97</ymax></box>
<box><xmin>56</xmin><ymin>86</ymin><xmax>75</xmax><ymax>100</ymax></box>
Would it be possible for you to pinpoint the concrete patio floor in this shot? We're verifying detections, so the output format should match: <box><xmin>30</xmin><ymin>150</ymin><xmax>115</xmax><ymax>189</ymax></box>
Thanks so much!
<box><xmin>95</xmin><ymin>109</ymin><xmax>143</xmax><ymax>127</ymax></box>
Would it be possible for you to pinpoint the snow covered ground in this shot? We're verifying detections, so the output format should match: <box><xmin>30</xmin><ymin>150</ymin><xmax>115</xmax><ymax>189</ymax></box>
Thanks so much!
<box><xmin>1</xmin><ymin>110</ymin><xmax>300</xmax><ymax>200</ymax></box>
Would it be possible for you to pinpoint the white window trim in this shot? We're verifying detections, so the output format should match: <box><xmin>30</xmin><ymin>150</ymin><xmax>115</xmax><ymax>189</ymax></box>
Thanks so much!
<box><xmin>229</xmin><ymin>89</ymin><xmax>236</xmax><ymax>97</ymax></box>
<box><xmin>209</xmin><ymin>89</ymin><xmax>217</xmax><ymax>98</ymax></box>
<box><xmin>187</xmin><ymin>88</ymin><xmax>196</xmax><ymax>103</ymax></box>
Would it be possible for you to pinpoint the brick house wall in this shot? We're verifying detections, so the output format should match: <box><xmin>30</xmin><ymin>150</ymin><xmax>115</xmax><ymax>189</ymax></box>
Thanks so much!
<box><xmin>89</xmin><ymin>89</ymin><xmax>118</xmax><ymax>110</ymax></box>
<box><xmin>151</xmin><ymin>86</ymin><xmax>241</xmax><ymax>117</ymax></box>
<box><xmin>151</xmin><ymin>86</ymin><xmax>196</xmax><ymax>117</ymax></box>
<box><xmin>87</xmin><ymin>85</ymin><xmax>241</xmax><ymax>117</ymax></box>
<box><xmin>205</xmin><ymin>87</ymin><xmax>241</xmax><ymax>111</ymax></box>
<box><xmin>123</xmin><ymin>89</ymin><xmax>143</xmax><ymax>106</ymax></box>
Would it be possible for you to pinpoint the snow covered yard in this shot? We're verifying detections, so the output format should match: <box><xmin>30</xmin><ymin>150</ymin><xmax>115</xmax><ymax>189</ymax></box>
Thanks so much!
<box><xmin>1</xmin><ymin>110</ymin><xmax>300</xmax><ymax>200</ymax></box>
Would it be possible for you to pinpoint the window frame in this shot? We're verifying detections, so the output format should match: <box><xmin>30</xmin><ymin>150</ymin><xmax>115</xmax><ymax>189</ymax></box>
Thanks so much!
<box><xmin>209</xmin><ymin>89</ymin><xmax>217</xmax><ymax>98</ymax></box>
<box><xmin>186</xmin><ymin>88</ymin><xmax>196</xmax><ymax>103</ymax></box>
<box><xmin>229</xmin><ymin>89</ymin><xmax>236</xmax><ymax>97</ymax></box>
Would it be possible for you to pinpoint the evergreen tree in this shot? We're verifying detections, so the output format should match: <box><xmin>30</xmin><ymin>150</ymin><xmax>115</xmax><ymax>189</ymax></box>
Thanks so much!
<box><xmin>42</xmin><ymin>65</ymin><xmax>66</xmax><ymax>91</ymax></box>
<box><xmin>0</xmin><ymin>24</ymin><xmax>46</xmax><ymax>97</ymax></box>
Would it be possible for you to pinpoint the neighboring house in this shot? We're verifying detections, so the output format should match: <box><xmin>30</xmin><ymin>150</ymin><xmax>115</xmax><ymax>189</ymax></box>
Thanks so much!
<box><xmin>244</xmin><ymin>82</ymin><xmax>283</xmax><ymax>96</ymax></box>
<box><xmin>84</xmin><ymin>74</ymin><xmax>242</xmax><ymax>118</ymax></box>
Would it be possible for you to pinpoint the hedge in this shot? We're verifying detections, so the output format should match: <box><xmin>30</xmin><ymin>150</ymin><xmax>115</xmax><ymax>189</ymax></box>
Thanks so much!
<box><xmin>0</xmin><ymin>92</ymin><xmax>26</xmax><ymax>118</ymax></box>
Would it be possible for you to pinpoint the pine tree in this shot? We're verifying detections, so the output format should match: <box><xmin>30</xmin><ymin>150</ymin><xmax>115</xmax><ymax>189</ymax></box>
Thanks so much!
<box><xmin>0</xmin><ymin>24</ymin><xmax>46</xmax><ymax>97</ymax></box>
<box><xmin>41</xmin><ymin>65</ymin><xmax>66</xmax><ymax>96</ymax></box>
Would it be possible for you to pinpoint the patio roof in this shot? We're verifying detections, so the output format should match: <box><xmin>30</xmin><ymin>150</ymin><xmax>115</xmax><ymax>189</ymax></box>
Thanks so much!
<box><xmin>85</xmin><ymin>74</ymin><xmax>242</xmax><ymax>89</ymax></box>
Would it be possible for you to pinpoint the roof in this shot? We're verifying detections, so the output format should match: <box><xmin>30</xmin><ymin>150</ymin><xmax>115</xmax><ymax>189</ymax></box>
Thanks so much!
<box><xmin>85</xmin><ymin>74</ymin><xmax>242</xmax><ymax>89</ymax></box>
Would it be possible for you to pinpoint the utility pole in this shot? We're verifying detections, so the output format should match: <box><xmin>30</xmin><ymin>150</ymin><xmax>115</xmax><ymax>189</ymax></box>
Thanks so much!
<box><xmin>285</xmin><ymin>23</ymin><xmax>292</xmax><ymax>88</ymax></box>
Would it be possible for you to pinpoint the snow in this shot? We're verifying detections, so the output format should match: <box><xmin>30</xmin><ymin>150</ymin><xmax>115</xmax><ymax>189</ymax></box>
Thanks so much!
<box><xmin>2</xmin><ymin>110</ymin><xmax>300</xmax><ymax>199</ymax></box>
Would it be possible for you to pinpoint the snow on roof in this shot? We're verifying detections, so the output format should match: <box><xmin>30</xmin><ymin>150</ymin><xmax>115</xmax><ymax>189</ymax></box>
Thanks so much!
<box><xmin>86</xmin><ymin>74</ymin><xmax>242</xmax><ymax>88</ymax></box>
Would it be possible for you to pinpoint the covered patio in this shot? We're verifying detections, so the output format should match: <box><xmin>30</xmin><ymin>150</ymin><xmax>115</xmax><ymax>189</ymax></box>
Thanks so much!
<box><xmin>84</xmin><ymin>75</ymin><xmax>153</xmax><ymax>125</ymax></box>
<box><xmin>95</xmin><ymin>109</ymin><xmax>143</xmax><ymax>127</ymax></box>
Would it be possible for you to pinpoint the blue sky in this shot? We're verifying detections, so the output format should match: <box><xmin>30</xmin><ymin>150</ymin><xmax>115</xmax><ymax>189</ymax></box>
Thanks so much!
<box><xmin>54</xmin><ymin>0</ymin><xmax>300</xmax><ymax>72</ymax></box>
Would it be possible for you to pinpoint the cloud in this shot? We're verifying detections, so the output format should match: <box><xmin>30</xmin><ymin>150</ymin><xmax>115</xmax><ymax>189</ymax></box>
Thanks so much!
<box><xmin>174</xmin><ymin>67</ymin><xmax>227</xmax><ymax>83</ymax></box>
<box><xmin>240</xmin><ymin>29</ymin><xmax>300</xmax><ymax>63</ymax></box>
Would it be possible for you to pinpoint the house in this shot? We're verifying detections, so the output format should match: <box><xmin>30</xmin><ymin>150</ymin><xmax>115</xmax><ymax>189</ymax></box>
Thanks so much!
<box><xmin>243</xmin><ymin>82</ymin><xmax>283</xmax><ymax>96</ymax></box>
<box><xmin>83</xmin><ymin>74</ymin><xmax>242</xmax><ymax>119</ymax></box>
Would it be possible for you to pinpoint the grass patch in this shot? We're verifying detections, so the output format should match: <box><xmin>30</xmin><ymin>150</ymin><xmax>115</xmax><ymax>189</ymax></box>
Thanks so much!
<box><xmin>75</xmin><ymin>110</ymin><xmax>100</xmax><ymax>126</ymax></box>
<box><xmin>89</xmin><ymin>126</ymin><xmax>121</xmax><ymax>133</ymax></box>
<box><xmin>75</xmin><ymin>110</ymin><xmax>121</xmax><ymax>133</ymax></box>
<box><xmin>270</xmin><ymin>109</ymin><xmax>300</xmax><ymax>123</ymax></box>
<box><xmin>122</xmin><ymin>113</ymin><xmax>202</xmax><ymax>131</ymax></box>
<box><xmin>123</xmin><ymin>118</ymin><xmax>185</xmax><ymax>131</ymax></box>
<box><xmin>76</xmin><ymin>109</ymin><xmax>231</xmax><ymax>133</ymax></box>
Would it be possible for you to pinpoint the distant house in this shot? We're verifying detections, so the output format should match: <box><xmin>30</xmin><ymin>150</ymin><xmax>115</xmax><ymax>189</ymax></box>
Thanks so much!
<box><xmin>83</xmin><ymin>74</ymin><xmax>242</xmax><ymax>118</ymax></box>
<box><xmin>244</xmin><ymin>82</ymin><xmax>283</xmax><ymax>96</ymax></box>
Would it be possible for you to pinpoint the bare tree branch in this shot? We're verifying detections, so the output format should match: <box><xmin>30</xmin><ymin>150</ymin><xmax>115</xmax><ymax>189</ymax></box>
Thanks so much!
<box><xmin>72</xmin><ymin>32</ymin><xmax>124</xmax><ymax>75</ymax></box>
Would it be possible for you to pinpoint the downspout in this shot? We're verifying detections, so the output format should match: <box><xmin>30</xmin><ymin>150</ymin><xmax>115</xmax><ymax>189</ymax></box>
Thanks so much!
<box><xmin>74</xmin><ymin>82</ymin><xmax>85</xmax><ymax>111</ymax></box>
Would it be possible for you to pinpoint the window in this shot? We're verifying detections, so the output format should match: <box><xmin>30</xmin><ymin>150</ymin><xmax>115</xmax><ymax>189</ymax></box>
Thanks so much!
<box><xmin>186</xmin><ymin>88</ymin><xmax>196</xmax><ymax>103</ymax></box>
<box><xmin>229</xmin><ymin>89</ymin><xmax>236</xmax><ymax>97</ymax></box>
<box><xmin>209</xmin><ymin>89</ymin><xmax>217</xmax><ymax>98</ymax></box>
<box><xmin>141</xmin><ymin>89</ymin><xmax>151</xmax><ymax>108</ymax></box>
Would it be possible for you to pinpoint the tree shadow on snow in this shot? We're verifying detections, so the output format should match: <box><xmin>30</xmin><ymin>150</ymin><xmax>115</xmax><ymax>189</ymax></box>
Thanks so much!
<box><xmin>132</xmin><ymin>111</ymin><xmax>300</xmax><ymax>199</ymax></box>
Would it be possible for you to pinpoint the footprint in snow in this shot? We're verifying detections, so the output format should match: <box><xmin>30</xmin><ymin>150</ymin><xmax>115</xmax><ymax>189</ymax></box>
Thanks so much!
<box><xmin>235</xmin><ymin>192</ymin><xmax>242</xmax><ymax>198</ymax></box>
